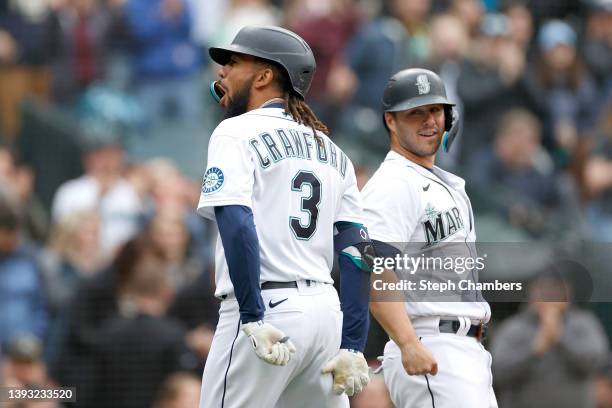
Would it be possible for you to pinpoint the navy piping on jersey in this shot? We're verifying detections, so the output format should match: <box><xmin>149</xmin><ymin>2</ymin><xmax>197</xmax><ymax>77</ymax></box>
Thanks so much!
<box><xmin>420</xmin><ymin>337</ymin><xmax>436</xmax><ymax>408</ymax></box>
<box><xmin>221</xmin><ymin>318</ymin><xmax>241</xmax><ymax>408</ymax></box>
<box><xmin>261</xmin><ymin>102</ymin><xmax>285</xmax><ymax>109</ymax></box>
<box><xmin>424</xmin><ymin>374</ymin><xmax>436</xmax><ymax>408</ymax></box>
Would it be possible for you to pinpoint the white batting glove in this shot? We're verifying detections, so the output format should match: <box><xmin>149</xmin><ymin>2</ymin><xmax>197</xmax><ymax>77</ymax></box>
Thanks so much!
<box><xmin>241</xmin><ymin>321</ymin><xmax>296</xmax><ymax>366</ymax></box>
<box><xmin>321</xmin><ymin>349</ymin><xmax>370</xmax><ymax>396</ymax></box>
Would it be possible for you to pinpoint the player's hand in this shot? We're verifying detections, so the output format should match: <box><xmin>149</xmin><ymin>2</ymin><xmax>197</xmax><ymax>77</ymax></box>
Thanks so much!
<box><xmin>241</xmin><ymin>321</ymin><xmax>296</xmax><ymax>366</ymax></box>
<box><xmin>321</xmin><ymin>349</ymin><xmax>370</xmax><ymax>396</ymax></box>
<box><xmin>400</xmin><ymin>340</ymin><xmax>438</xmax><ymax>376</ymax></box>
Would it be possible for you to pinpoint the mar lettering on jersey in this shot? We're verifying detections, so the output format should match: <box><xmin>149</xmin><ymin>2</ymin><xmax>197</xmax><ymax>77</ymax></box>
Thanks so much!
<box><xmin>421</xmin><ymin>203</ymin><xmax>465</xmax><ymax>248</ymax></box>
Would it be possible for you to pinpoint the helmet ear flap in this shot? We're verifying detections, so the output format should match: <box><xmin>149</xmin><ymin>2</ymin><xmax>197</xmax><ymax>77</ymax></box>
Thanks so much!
<box><xmin>444</xmin><ymin>105</ymin><xmax>454</xmax><ymax>131</ymax></box>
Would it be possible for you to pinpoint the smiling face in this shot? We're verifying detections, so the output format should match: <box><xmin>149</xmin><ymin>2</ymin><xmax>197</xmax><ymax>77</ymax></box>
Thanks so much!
<box><xmin>385</xmin><ymin>104</ymin><xmax>445</xmax><ymax>168</ymax></box>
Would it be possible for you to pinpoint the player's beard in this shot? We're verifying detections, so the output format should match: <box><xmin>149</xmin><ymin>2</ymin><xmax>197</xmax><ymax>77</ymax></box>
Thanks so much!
<box><xmin>399</xmin><ymin>131</ymin><xmax>442</xmax><ymax>157</ymax></box>
<box><xmin>223</xmin><ymin>76</ymin><xmax>255</xmax><ymax>120</ymax></box>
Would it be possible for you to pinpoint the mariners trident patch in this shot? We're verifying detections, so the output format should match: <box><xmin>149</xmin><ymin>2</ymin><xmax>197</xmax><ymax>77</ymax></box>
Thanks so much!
<box><xmin>416</xmin><ymin>74</ymin><xmax>431</xmax><ymax>95</ymax></box>
<box><xmin>202</xmin><ymin>167</ymin><xmax>225</xmax><ymax>194</ymax></box>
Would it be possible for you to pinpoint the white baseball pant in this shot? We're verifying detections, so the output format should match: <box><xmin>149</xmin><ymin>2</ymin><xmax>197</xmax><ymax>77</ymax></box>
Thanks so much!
<box><xmin>382</xmin><ymin>316</ymin><xmax>498</xmax><ymax>408</ymax></box>
<box><xmin>199</xmin><ymin>281</ymin><xmax>349</xmax><ymax>408</ymax></box>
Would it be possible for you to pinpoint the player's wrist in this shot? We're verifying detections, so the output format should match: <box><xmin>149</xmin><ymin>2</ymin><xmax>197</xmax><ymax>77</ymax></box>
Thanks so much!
<box><xmin>240</xmin><ymin>313</ymin><xmax>264</xmax><ymax>324</ymax></box>
<box><xmin>241</xmin><ymin>320</ymin><xmax>264</xmax><ymax>335</ymax></box>
<box><xmin>397</xmin><ymin>336</ymin><xmax>420</xmax><ymax>352</ymax></box>
<box><xmin>340</xmin><ymin>344</ymin><xmax>364</xmax><ymax>353</ymax></box>
<box><xmin>341</xmin><ymin>348</ymin><xmax>363</xmax><ymax>355</ymax></box>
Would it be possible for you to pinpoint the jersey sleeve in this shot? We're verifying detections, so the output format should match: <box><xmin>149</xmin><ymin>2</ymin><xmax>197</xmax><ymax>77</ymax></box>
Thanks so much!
<box><xmin>361</xmin><ymin>171</ymin><xmax>419</xmax><ymax>243</ymax></box>
<box><xmin>334</xmin><ymin>159</ymin><xmax>364</xmax><ymax>225</ymax></box>
<box><xmin>197</xmin><ymin>125</ymin><xmax>255</xmax><ymax>221</ymax></box>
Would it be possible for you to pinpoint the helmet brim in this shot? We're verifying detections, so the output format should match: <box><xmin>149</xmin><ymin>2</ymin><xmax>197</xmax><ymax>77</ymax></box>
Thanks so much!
<box><xmin>209</xmin><ymin>45</ymin><xmax>276</xmax><ymax>66</ymax></box>
<box><xmin>384</xmin><ymin>95</ymin><xmax>455</xmax><ymax>112</ymax></box>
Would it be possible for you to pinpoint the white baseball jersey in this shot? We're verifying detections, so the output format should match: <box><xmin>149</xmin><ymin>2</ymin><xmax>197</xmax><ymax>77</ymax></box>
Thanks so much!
<box><xmin>197</xmin><ymin>106</ymin><xmax>363</xmax><ymax>297</ymax></box>
<box><xmin>362</xmin><ymin>150</ymin><xmax>491</xmax><ymax>322</ymax></box>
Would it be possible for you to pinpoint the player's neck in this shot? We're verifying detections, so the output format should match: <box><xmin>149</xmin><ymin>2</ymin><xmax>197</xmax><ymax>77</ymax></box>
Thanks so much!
<box><xmin>247</xmin><ymin>91</ymin><xmax>286</xmax><ymax>112</ymax></box>
<box><xmin>390</xmin><ymin>145</ymin><xmax>435</xmax><ymax>169</ymax></box>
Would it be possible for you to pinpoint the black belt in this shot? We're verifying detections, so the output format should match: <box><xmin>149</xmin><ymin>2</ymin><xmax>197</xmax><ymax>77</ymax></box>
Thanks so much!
<box><xmin>261</xmin><ymin>280</ymin><xmax>314</xmax><ymax>290</ymax></box>
<box><xmin>439</xmin><ymin>319</ymin><xmax>487</xmax><ymax>341</ymax></box>
<box><xmin>221</xmin><ymin>280</ymin><xmax>318</xmax><ymax>299</ymax></box>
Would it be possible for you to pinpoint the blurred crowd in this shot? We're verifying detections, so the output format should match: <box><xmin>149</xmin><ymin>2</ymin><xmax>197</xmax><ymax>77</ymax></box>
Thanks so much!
<box><xmin>0</xmin><ymin>0</ymin><xmax>611</xmax><ymax>407</ymax></box>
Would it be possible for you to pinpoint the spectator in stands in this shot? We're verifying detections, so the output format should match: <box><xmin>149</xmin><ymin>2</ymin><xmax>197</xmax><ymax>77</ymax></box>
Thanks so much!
<box><xmin>90</xmin><ymin>236</ymin><xmax>198</xmax><ymax>408</ymax></box>
<box><xmin>334</xmin><ymin>0</ymin><xmax>433</xmax><ymax>166</ymax></box>
<box><xmin>582</xmin><ymin>0</ymin><xmax>612</xmax><ymax>90</ymax></box>
<box><xmin>40</xmin><ymin>210</ymin><xmax>104</xmax><ymax>363</ymax></box>
<box><xmin>448</xmin><ymin>0</ymin><xmax>485</xmax><ymax>38</ymax></box>
<box><xmin>144</xmin><ymin>158</ymin><xmax>211</xmax><ymax>261</ymax></box>
<box><xmin>456</xmin><ymin>13</ymin><xmax>541</xmax><ymax>164</ymax></box>
<box><xmin>0</xmin><ymin>0</ymin><xmax>58</xmax><ymax>138</ymax></box>
<box><xmin>51</xmin><ymin>131</ymin><xmax>143</xmax><ymax>258</ymax></box>
<box><xmin>584</xmin><ymin>103</ymin><xmax>612</xmax><ymax>241</ymax></box>
<box><xmin>501</xmin><ymin>0</ymin><xmax>535</xmax><ymax>57</ymax></box>
<box><xmin>145</xmin><ymin>158</ymin><xmax>196</xmax><ymax>212</ymax></box>
<box><xmin>528</xmin><ymin>20</ymin><xmax>599</xmax><ymax>167</ymax></box>
<box><xmin>50</xmin><ymin>233</ymin><xmax>160</xmax><ymax>406</ymax></box>
<box><xmin>491</xmin><ymin>268</ymin><xmax>608</xmax><ymax>408</ymax></box>
<box><xmin>525</xmin><ymin>0</ymin><xmax>584</xmax><ymax>28</ymax></box>
<box><xmin>468</xmin><ymin>109</ymin><xmax>567</xmax><ymax>237</ymax></box>
<box><xmin>0</xmin><ymin>145</ymin><xmax>49</xmax><ymax>242</ymax></box>
<box><xmin>51</xmin><ymin>0</ymin><xmax>113</xmax><ymax>105</ymax></box>
<box><xmin>122</xmin><ymin>0</ymin><xmax>202</xmax><ymax>121</ymax></box>
<box><xmin>1</xmin><ymin>335</ymin><xmax>50</xmax><ymax>390</ymax></box>
<box><xmin>594</xmin><ymin>355</ymin><xmax>612</xmax><ymax>408</ymax></box>
<box><xmin>288</xmin><ymin>0</ymin><xmax>362</xmax><ymax>129</ymax></box>
<box><xmin>149</xmin><ymin>205</ymin><xmax>205</xmax><ymax>290</ymax></box>
<box><xmin>0</xmin><ymin>192</ymin><xmax>47</xmax><ymax>348</ymax></box>
<box><xmin>213</xmin><ymin>0</ymin><xmax>280</xmax><ymax>47</ymax></box>
<box><xmin>153</xmin><ymin>372</ymin><xmax>201</xmax><ymax>408</ymax></box>
<box><xmin>168</xmin><ymin>267</ymin><xmax>217</xmax><ymax>364</ymax></box>
<box><xmin>425</xmin><ymin>13</ymin><xmax>470</xmax><ymax>168</ymax></box>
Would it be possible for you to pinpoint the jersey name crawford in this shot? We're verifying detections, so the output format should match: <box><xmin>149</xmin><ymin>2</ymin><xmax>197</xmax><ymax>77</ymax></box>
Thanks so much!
<box><xmin>249</xmin><ymin>129</ymin><xmax>348</xmax><ymax>178</ymax></box>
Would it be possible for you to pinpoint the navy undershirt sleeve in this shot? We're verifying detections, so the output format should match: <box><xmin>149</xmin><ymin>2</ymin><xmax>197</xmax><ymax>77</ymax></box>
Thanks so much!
<box><xmin>215</xmin><ymin>205</ymin><xmax>265</xmax><ymax>323</ymax></box>
<box><xmin>335</xmin><ymin>222</ymin><xmax>371</xmax><ymax>352</ymax></box>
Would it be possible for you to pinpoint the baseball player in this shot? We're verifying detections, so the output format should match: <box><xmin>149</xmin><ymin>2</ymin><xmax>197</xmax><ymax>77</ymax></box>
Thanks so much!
<box><xmin>363</xmin><ymin>68</ymin><xmax>498</xmax><ymax>407</ymax></box>
<box><xmin>197</xmin><ymin>26</ymin><xmax>372</xmax><ymax>408</ymax></box>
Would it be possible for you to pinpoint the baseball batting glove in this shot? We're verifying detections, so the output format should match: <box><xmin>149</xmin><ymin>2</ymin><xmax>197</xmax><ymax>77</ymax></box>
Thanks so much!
<box><xmin>321</xmin><ymin>349</ymin><xmax>370</xmax><ymax>396</ymax></box>
<box><xmin>241</xmin><ymin>321</ymin><xmax>296</xmax><ymax>366</ymax></box>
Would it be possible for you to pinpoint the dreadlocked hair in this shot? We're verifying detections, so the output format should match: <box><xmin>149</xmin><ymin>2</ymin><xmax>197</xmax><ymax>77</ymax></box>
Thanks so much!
<box><xmin>259</xmin><ymin>59</ymin><xmax>329</xmax><ymax>142</ymax></box>
<box><xmin>285</xmin><ymin>93</ymin><xmax>329</xmax><ymax>138</ymax></box>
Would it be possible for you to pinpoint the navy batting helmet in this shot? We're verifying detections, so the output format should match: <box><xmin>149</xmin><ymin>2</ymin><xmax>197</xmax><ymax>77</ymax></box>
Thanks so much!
<box><xmin>209</xmin><ymin>26</ymin><xmax>316</xmax><ymax>99</ymax></box>
<box><xmin>382</xmin><ymin>68</ymin><xmax>459</xmax><ymax>151</ymax></box>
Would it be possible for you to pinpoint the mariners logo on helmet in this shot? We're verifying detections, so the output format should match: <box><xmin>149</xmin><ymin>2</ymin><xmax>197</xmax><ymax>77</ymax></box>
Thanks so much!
<box><xmin>202</xmin><ymin>167</ymin><xmax>225</xmax><ymax>194</ymax></box>
<box><xmin>416</xmin><ymin>74</ymin><xmax>431</xmax><ymax>95</ymax></box>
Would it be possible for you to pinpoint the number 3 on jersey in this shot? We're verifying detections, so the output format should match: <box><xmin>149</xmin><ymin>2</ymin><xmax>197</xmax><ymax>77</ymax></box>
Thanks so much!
<box><xmin>290</xmin><ymin>171</ymin><xmax>321</xmax><ymax>240</ymax></box>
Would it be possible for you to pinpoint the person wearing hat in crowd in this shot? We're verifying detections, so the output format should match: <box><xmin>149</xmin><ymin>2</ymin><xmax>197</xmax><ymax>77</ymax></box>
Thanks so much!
<box><xmin>528</xmin><ymin>19</ymin><xmax>599</xmax><ymax>165</ymax></box>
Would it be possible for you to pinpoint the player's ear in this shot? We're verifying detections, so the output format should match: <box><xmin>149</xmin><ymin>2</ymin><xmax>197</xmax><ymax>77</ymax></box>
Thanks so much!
<box><xmin>253</xmin><ymin>66</ymin><xmax>275</xmax><ymax>90</ymax></box>
<box><xmin>384</xmin><ymin>112</ymin><xmax>396</xmax><ymax>134</ymax></box>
